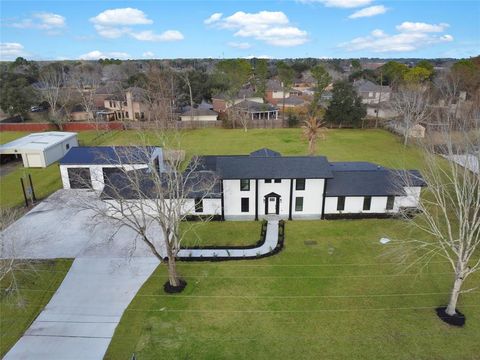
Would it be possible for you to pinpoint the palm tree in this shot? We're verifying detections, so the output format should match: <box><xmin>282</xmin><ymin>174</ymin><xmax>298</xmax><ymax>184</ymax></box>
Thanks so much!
<box><xmin>302</xmin><ymin>116</ymin><xmax>326</xmax><ymax>155</ymax></box>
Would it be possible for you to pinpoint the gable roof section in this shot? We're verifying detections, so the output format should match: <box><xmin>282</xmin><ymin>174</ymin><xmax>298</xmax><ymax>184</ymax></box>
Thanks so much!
<box><xmin>249</xmin><ymin>148</ymin><xmax>281</xmax><ymax>157</ymax></box>
<box><xmin>326</xmin><ymin>163</ymin><xmax>426</xmax><ymax>196</ymax></box>
<box><xmin>60</xmin><ymin>146</ymin><xmax>157</xmax><ymax>165</ymax></box>
<box><xmin>215</xmin><ymin>155</ymin><xmax>332</xmax><ymax>179</ymax></box>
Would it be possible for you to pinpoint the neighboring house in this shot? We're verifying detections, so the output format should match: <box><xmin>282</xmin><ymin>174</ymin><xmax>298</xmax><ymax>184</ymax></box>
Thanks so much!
<box><xmin>103</xmin><ymin>87</ymin><xmax>161</xmax><ymax>121</ymax></box>
<box><xmin>1</xmin><ymin>132</ymin><xmax>78</xmax><ymax>168</ymax></box>
<box><xmin>212</xmin><ymin>88</ymin><xmax>263</xmax><ymax>113</ymax></box>
<box><xmin>59</xmin><ymin>147</ymin><xmax>425</xmax><ymax>220</ymax></box>
<box><xmin>180</xmin><ymin>108</ymin><xmax>218</xmax><ymax>122</ymax></box>
<box><xmin>265</xmin><ymin>79</ymin><xmax>290</xmax><ymax>103</ymax></box>
<box><xmin>234</xmin><ymin>100</ymin><xmax>279</xmax><ymax>121</ymax></box>
<box><xmin>353</xmin><ymin>79</ymin><xmax>391</xmax><ymax>104</ymax></box>
<box><xmin>280</xmin><ymin>96</ymin><xmax>307</xmax><ymax>109</ymax></box>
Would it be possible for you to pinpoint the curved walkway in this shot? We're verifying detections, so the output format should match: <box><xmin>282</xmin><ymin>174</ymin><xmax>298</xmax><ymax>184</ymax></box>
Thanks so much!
<box><xmin>178</xmin><ymin>219</ymin><xmax>280</xmax><ymax>259</ymax></box>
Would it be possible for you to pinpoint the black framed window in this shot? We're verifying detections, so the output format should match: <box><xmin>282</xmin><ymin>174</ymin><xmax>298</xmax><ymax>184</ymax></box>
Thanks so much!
<box><xmin>295</xmin><ymin>197</ymin><xmax>304</xmax><ymax>211</ymax></box>
<box><xmin>337</xmin><ymin>196</ymin><xmax>345</xmax><ymax>211</ymax></box>
<box><xmin>363</xmin><ymin>196</ymin><xmax>372</xmax><ymax>211</ymax></box>
<box><xmin>240</xmin><ymin>179</ymin><xmax>250</xmax><ymax>191</ymax></box>
<box><xmin>241</xmin><ymin>198</ymin><xmax>249</xmax><ymax>212</ymax></box>
<box><xmin>265</xmin><ymin>179</ymin><xmax>272</xmax><ymax>183</ymax></box>
<box><xmin>296</xmin><ymin>178</ymin><xmax>306</xmax><ymax>190</ymax></box>
<box><xmin>386</xmin><ymin>196</ymin><xmax>395</xmax><ymax>210</ymax></box>
<box><xmin>194</xmin><ymin>198</ymin><xmax>203</xmax><ymax>213</ymax></box>
<box><xmin>274</xmin><ymin>179</ymin><xmax>281</xmax><ymax>183</ymax></box>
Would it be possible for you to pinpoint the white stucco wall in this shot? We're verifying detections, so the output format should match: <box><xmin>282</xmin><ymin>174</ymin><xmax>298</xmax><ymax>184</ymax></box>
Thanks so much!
<box><xmin>291</xmin><ymin>179</ymin><xmax>324</xmax><ymax>219</ymax></box>
<box><xmin>396</xmin><ymin>187</ymin><xmax>421</xmax><ymax>208</ymax></box>
<box><xmin>104</xmin><ymin>198</ymin><xmax>221</xmax><ymax>218</ymax></box>
<box><xmin>223</xmin><ymin>179</ymin><xmax>256</xmax><ymax>220</ymax></box>
<box><xmin>223</xmin><ymin>178</ymin><xmax>325</xmax><ymax>220</ymax></box>
<box><xmin>60</xmin><ymin>164</ymin><xmax>148</xmax><ymax>191</ymax></box>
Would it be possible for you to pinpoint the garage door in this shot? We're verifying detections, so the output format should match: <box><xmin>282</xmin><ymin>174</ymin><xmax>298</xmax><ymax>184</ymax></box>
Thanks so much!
<box><xmin>68</xmin><ymin>168</ymin><xmax>92</xmax><ymax>189</ymax></box>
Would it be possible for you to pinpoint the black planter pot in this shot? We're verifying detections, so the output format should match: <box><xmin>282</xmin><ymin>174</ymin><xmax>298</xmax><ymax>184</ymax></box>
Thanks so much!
<box><xmin>164</xmin><ymin>279</ymin><xmax>187</xmax><ymax>294</ymax></box>
<box><xmin>435</xmin><ymin>306</ymin><xmax>466</xmax><ymax>327</ymax></box>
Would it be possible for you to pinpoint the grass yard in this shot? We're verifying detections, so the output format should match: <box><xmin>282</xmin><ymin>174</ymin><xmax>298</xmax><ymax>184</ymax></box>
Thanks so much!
<box><xmin>0</xmin><ymin>128</ymin><xmax>424</xmax><ymax>208</ymax></box>
<box><xmin>105</xmin><ymin>220</ymin><xmax>479</xmax><ymax>360</ymax></box>
<box><xmin>0</xmin><ymin>259</ymin><xmax>72</xmax><ymax>357</ymax></box>
<box><xmin>181</xmin><ymin>221</ymin><xmax>261</xmax><ymax>247</ymax></box>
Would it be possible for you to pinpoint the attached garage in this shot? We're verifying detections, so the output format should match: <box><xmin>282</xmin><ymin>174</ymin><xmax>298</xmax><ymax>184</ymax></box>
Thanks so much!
<box><xmin>59</xmin><ymin>146</ymin><xmax>164</xmax><ymax>191</ymax></box>
<box><xmin>0</xmin><ymin>132</ymin><xmax>78</xmax><ymax>168</ymax></box>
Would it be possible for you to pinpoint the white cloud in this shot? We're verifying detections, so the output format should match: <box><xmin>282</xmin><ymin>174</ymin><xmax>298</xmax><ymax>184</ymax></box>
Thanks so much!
<box><xmin>227</xmin><ymin>42</ymin><xmax>251</xmax><ymax>49</ymax></box>
<box><xmin>298</xmin><ymin>0</ymin><xmax>373</xmax><ymax>8</ymax></box>
<box><xmin>79</xmin><ymin>50</ymin><xmax>131</xmax><ymax>60</ymax></box>
<box><xmin>142</xmin><ymin>51</ymin><xmax>155</xmax><ymax>58</ymax></box>
<box><xmin>90</xmin><ymin>8</ymin><xmax>152</xmax><ymax>26</ymax></box>
<box><xmin>204</xmin><ymin>13</ymin><xmax>223</xmax><ymax>25</ymax></box>
<box><xmin>396</xmin><ymin>22</ymin><xmax>449</xmax><ymax>33</ymax></box>
<box><xmin>243</xmin><ymin>55</ymin><xmax>271</xmax><ymax>59</ymax></box>
<box><xmin>339</xmin><ymin>23</ymin><xmax>454</xmax><ymax>53</ymax></box>
<box><xmin>207</xmin><ymin>11</ymin><xmax>308</xmax><ymax>47</ymax></box>
<box><xmin>0</xmin><ymin>42</ymin><xmax>26</xmax><ymax>60</ymax></box>
<box><xmin>130</xmin><ymin>30</ymin><xmax>184</xmax><ymax>42</ymax></box>
<box><xmin>12</xmin><ymin>12</ymin><xmax>66</xmax><ymax>34</ymax></box>
<box><xmin>349</xmin><ymin>5</ymin><xmax>387</xmax><ymax>19</ymax></box>
<box><xmin>90</xmin><ymin>8</ymin><xmax>184</xmax><ymax>42</ymax></box>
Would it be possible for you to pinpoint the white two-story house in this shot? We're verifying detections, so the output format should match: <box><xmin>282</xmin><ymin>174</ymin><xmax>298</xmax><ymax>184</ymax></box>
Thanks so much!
<box><xmin>59</xmin><ymin>147</ymin><xmax>425</xmax><ymax>220</ymax></box>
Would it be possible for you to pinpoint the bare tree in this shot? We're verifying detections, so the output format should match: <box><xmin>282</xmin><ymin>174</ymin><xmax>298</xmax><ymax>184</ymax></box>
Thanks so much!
<box><xmin>36</xmin><ymin>64</ymin><xmax>72</xmax><ymax>130</ymax></box>
<box><xmin>302</xmin><ymin>116</ymin><xmax>326</xmax><ymax>155</ymax></box>
<box><xmin>70</xmin><ymin>63</ymin><xmax>103</xmax><ymax>123</ymax></box>
<box><xmin>390</xmin><ymin>84</ymin><xmax>431</xmax><ymax>146</ymax></box>
<box><xmin>390</xmin><ymin>128</ymin><xmax>479</xmax><ymax>322</ymax></box>
<box><xmin>141</xmin><ymin>65</ymin><xmax>177</xmax><ymax>127</ymax></box>
<box><xmin>237</xmin><ymin>109</ymin><xmax>251</xmax><ymax>132</ymax></box>
<box><xmin>78</xmin><ymin>136</ymin><xmax>218</xmax><ymax>291</ymax></box>
<box><xmin>0</xmin><ymin>207</ymin><xmax>36</xmax><ymax>300</ymax></box>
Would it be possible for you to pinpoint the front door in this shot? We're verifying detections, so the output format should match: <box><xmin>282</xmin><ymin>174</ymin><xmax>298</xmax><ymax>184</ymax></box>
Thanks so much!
<box><xmin>266</xmin><ymin>196</ymin><xmax>280</xmax><ymax>215</ymax></box>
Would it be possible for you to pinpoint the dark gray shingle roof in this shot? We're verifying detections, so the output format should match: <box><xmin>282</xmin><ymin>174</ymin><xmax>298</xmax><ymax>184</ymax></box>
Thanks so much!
<box><xmin>60</xmin><ymin>146</ymin><xmax>156</xmax><ymax>165</ymax></box>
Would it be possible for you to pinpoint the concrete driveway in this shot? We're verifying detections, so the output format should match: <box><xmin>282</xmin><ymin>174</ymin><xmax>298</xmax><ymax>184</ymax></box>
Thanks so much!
<box><xmin>2</xmin><ymin>190</ymin><xmax>161</xmax><ymax>359</ymax></box>
<box><xmin>1</xmin><ymin>189</ymin><xmax>165</xmax><ymax>259</ymax></box>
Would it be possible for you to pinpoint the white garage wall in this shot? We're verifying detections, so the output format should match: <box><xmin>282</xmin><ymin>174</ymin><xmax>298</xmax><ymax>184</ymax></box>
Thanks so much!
<box><xmin>60</xmin><ymin>164</ymin><xmax>148</xmax><ymax>191</ymax></box>
<box><xmin>324</xmin><ymin>196</ymin><xmax>390</xmax><ymax>214</ymax></box>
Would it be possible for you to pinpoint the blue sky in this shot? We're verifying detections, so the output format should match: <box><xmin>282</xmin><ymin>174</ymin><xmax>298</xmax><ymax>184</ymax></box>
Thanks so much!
<box><xmin>0</xmin><ymin>0</ymin><xmax>479</xmax><ymax>60</ymax></box>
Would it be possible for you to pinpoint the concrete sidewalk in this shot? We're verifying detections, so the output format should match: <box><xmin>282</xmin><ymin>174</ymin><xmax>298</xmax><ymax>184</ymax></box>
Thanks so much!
<box><xmin>177</xmin><ymin>220</ymin><xmax>279</xmax><ymax>258</ymax></box>
<box><xmin>4</xmin><ymin>257</ymin><xmax>159</xmax><ymax>360</ymax></box>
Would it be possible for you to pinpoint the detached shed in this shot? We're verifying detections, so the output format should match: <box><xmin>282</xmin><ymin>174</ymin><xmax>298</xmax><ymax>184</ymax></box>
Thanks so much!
<box><xmin>0</xmin><ymin>132</ymin><xmax>78</xmax><ymax>168</ymax></box>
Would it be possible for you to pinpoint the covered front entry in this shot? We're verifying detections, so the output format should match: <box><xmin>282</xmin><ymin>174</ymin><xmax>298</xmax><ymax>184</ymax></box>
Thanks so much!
<box><xmin>264</xmin><ymin>192</ymin><xmax>280</xmax><ymax>215</ymax></box>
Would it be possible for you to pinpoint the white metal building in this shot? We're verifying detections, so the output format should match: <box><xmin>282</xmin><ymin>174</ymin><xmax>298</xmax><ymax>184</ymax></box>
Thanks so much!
<box><xmin>0</xmin><ymin>132</ymin><xmax>78</xmax><ymax>168</ymax></box>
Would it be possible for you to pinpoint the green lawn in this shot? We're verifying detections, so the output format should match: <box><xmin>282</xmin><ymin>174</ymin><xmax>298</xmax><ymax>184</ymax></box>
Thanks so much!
<box><xmin>1</xmin><ymin>128</ymin><xmax>424</xmax><ymax>208</ymax></box>
<box><xmin>181</xmin><ymin>221</ymin><xmax>262</xmax><ymax>247</ymax></box>
<box><xmin>0</xmin><ymin>259</ymin><xmax>72</xmax><ymax>357</ymax></box>
<box><xmin>106</xmin><ymin>220</ymin><xmax>479</xmax><ymax>360</ymax></box>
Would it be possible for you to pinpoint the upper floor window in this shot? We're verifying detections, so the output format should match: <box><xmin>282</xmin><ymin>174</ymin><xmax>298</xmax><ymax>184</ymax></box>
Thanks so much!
<box><xmin>240</xmin><ymin>179</ymin><xmax>250</xmax><ymax>191</ymax></box>
<box><xmin>265</xmin><ymin>179</ymin><xmax>272</xmax><ymax>183</ymax></box>
<box><xmin>296</xmin><ymin>178</ymin><xmax>305</xmax><ymax>191</ymax></box>
<box><xmin>274</xmin><ymin>179</ymin><xmax>281</xmax><ymax>183</ymax></box>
